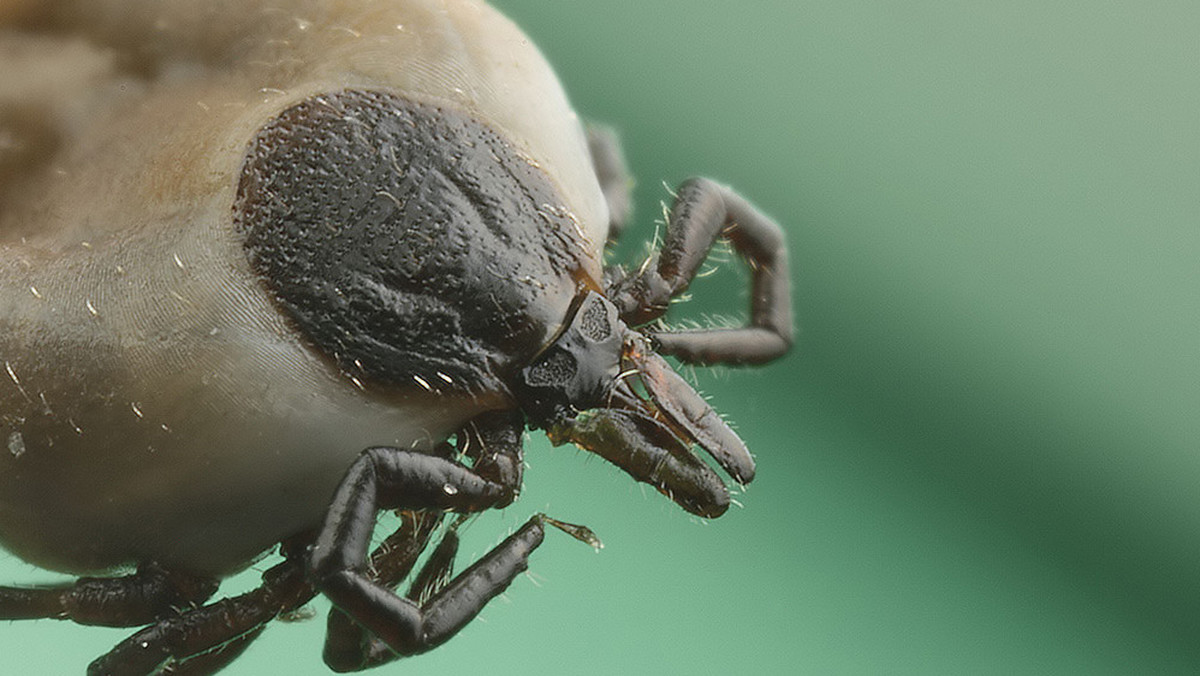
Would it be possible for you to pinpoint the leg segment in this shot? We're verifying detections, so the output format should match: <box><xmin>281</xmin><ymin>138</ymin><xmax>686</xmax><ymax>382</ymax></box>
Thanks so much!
<box><xmin>308</xmin><ymin>411</ymin><xmax>527</xmax><ymax>587</ymax></box>
<box><xmin>587</xmin><ymin>123</ymin><xmax>634</xmax><ymax>243</ymax></box>
<box><xmin>87</xmin><ymin>539</ymin><xmax>316</xmax><ymax>676</ymax></box>
<box><xmin>310</xmin><ymin>411</ymin><xmax>598</xmax><ymax>659</ymax></box>
<box><xmin>315</xmin><ymin>513</ymin><xmax>597</xmax><ymax>658</ymax></box>
<box><xmin>321</xmin><ymin>511</ymin><xmax>445</xmax><ymax>672</ymax></box>
<box><xmin>154</xmin><ymin>626</ymin><xmax>265</xmax><ymax>676</ymax></box>
<box><xmin>324</xmin><ymin>515</ymin><xmax>465</xmax><ymax>672</ymax></box>
<box><xmin>458</xmin><ymin>410</ymin><xmax>526</xmax><ymax>508</ymax></box>
<box><xmin>607</xmin><ymin>177</ymin><xmax>793</xmax><ymax>365</ymax></box>
<box><xmin>0</xmin><ymin>562</ymin><xmax>217</xmax><ymax>627</ymax></box>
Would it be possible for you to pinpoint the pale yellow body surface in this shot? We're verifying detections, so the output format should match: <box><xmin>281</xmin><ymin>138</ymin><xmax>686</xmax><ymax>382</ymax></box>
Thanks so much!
<box><xmin>0</xmin><ymin>0</ymin><xmax>609</xmax><ymax>575</ymax></box>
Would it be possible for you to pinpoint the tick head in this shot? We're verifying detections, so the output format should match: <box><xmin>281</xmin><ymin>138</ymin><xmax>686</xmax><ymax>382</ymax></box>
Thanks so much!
<box><xmin>515</xmin><ymin>289</ymin><xmax>755</xmax><ymax>518</ymax></box>
<box><xmin>514</xmin><ymin>289</ymin><xmax>624</xmax><ymax>426</ymax></box>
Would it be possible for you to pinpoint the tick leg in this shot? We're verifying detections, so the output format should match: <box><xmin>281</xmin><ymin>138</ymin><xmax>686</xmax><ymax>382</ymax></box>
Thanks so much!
<box><xmin>310</xmin><ymin>412</ymin><xmax>527</xmax><ymax>587</ymax></box>
<box><xmin>587</xmin><ymin>123</ymin><xmax>634</xmax><ymax>243</ymax></box>
<box><xmin>458</xmin><ymin>409</ymin><xmax>526</xmax><ymax>507</ymax></box>
<box><xmin>88</xmin><ymin>539</ymin><xmax>316</xmax><ymax>676</ymax></box>
<box><xmin>324</xmin><ymin>516</ymin><xmax>465</xmax><ymax>672</ymax></box>
<box><xmin>320</xmin><ymin>411</ymin><xmax>526</xmax><ymax>670</ymax></box>
<box><xmin>315</xmin><ymin>513</ymin><xmax>598</xmax><ymax>659</ymax></box>
<box><xmin>0</xmin><ymin>562</ymin><xmax>217</xmax><ymax>627</ymax></box>
<box><xmin>321</xmin><ymin>511</ymin><xmax>445</xmax><ymax>672</ymax></box>
<box><xmin>607</xmin><ymin>177</ymin><xmax>793</xmax><ymax>365</ymax></box>
<box><xmin>310</xmin><ymin>411</ymin><xmax>599</xmax><ymax>658</ymax></box>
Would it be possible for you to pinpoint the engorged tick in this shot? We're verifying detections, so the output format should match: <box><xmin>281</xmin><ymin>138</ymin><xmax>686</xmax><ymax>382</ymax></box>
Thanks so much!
<box><xmin>0</xmin><ymin>1</ymin><xmax>792</xmax><ymax>673</ymax></box>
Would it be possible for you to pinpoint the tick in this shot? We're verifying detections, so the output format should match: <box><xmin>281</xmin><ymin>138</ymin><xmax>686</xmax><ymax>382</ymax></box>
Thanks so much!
<box><xmin>0</xmin><ymin>1</ymin><xmax>792</xmax><ymax>673</ymax></box>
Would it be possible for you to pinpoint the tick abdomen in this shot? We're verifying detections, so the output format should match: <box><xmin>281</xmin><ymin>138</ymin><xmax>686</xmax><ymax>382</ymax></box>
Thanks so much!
<box><xmin>0</xmin><ymin>189</ymin><xmax>485</xmax><ymax>575</ymax></box>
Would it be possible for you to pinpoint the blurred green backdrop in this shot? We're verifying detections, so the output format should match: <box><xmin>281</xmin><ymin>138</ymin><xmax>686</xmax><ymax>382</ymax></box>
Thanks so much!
<box><xmin>3</xmin><ymin>1</ymin><xmax>1198</xmax><ymax>673</ymax></box>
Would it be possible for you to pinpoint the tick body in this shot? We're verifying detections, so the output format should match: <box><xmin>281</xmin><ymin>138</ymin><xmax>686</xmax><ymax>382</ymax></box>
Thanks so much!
<box><xmin>0</xmin><ymin>0</ymin><xmax>602</xmax><ymax>576</ymax></box>
<box><xmin>0</xmin><ymin>1</ymin><xmax>793</xmax><ymax>673</ymax></box>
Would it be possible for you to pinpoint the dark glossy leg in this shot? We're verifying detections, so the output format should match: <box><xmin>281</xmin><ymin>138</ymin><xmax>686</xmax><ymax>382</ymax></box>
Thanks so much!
<box><xmin>320</xmin><ymin>411</ymin><xmax>522</xmax><ymax>671</ymax></box>
<box><xmin>0</xmin><ymin>562</ymin><xmax>217</xmax><ymax>627</ymax></box>
<box><xmin>324</xmin><ymin>516</ymin><xmax>465</xmax><ymax>672</ymax></box>
<box><xmin>156</xmin><ymin>626</ymin><xmax>264</xmax><ymax>676</ymax></box>
<box><xmin>309</xmin><ymin>413</ymin><xmax>526</xmax><ymax>587</ymax></box>
<box><xmin>310</xmin><ymin>411</ymin><xmax>598</xmax><ymax>658</ymax></box>
<box><xmin>321</xmin><ymin>511</ymin><xmax>445</xmax><ymax>672</ymax></box>
<box><xmin>315</xmin><ymin>513</ymin><xmax>597</xmax><ymax>658</ymax></box>
<box><xmin>607</xmin><ymin>177</ymin><xmax>793</xmax><ymax>365</ymax></box>
<box><xmin>88</xmin><ymin>540</ymin><xmax>315</xmax><ymax>676</ymax></box>
<box><xmin>587</xmin><ymin>123</ymin><xmax>633</xmax><ymax>242</ymax></box>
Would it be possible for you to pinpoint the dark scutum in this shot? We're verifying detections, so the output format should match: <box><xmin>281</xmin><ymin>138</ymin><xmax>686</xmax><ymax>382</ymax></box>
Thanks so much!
<box><xmin>234</xmin><ymin>89</ymin><xmax>588</xmax><ymax>395</ymax></box>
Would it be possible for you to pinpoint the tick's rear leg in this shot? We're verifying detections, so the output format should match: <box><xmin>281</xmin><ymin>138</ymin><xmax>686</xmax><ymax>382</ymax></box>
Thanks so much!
<box><xmin>0</xmin><ymin>562</ymin><xmax>217</xmax><ymax>627</ymax></box>
<box><xmin>87</xmin><ymin>538</ymin><xmax>316</xmax><ymax>676</ymax></box>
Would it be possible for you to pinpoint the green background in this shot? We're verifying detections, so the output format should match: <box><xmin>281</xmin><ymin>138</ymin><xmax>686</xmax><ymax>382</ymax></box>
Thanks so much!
<box><xmin>3</xmin><ymin>1</ymin><xmax>1198</xmax><ymax>673</ymax></box>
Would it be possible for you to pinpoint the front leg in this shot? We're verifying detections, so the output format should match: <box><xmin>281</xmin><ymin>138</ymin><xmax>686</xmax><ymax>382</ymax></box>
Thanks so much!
<box><xmin>324</xmin><ymin>514</ymin><xmax>473</xmax><ymax>672</ymax></box>
<box><xmin>320</xmin><ymin>410</ymin><xmax>520</xmax><ymax>671</ymax></box>
<box><xmin>607</xmin><ymin>177</ymin><xmax>793</xmax><ymax>365</ymax></box>
<box><xmin>321</xmin><ymin>511</ymin><xmax>445</xmax><ymax>672</ymax></box>
<box><xmin>309</xmin><ymin>410</ymin><xmax>599</xmax><ymax>659</ymax></box>
<box><xmin>315</xmin><ymin>513</ymin><xmax>597</xmax><ymax>659</ymax></box>
<box><xmin>310</xmin><ymin>410</ymin><xmax>527</xmax><ymax>588</ymax></box>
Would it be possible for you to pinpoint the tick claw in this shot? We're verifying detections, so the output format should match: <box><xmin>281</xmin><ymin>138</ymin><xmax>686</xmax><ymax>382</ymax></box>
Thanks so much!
<box><xmin>538</xmin><ymin>515</ymin><xmax>604</xmax><ymax>551</ymax></box>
